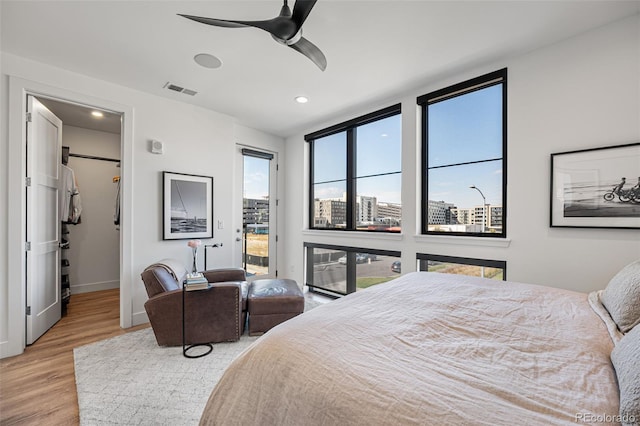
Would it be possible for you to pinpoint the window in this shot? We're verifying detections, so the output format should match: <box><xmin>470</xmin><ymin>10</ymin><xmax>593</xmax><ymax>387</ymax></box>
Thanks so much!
<box><xmin>307</xmin><ymin>105</ymin><xmax>402</xmax><ymax>232</ymax></box>
<box><xmin>241</xmin><ymin>148</ymin><xmax>275</xmax><ymax>277</ymax></box>
<box><xmin>304</xmin><ymin>243</ymin><xmax>401</xmax><ymax>297</ymax></box>
<box><xmin>418</xmin><ymin>69</ymin><xmax>507</xmax><ymax>237</ymax></box>
<box><xmin>417</xmin><ymin>253</ymin><xmax>506</xmax><ymax>281</ymax></box>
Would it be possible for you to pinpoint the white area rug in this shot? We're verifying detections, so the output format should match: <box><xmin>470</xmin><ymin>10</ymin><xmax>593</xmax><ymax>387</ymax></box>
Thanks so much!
<box><xmin>74</xmin><ymin>296</ymin><xmax>324</xmax><ymax>425</ymax></box>
<box><xmin>74</xmin><ymin>329</ymin><xmax>259</xmax><ymax>425</ymax></box>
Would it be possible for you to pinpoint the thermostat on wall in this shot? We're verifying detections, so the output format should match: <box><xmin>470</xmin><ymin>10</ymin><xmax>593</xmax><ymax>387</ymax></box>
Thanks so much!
<box><xmin>150</xmin><ymin>140</ymin><xmax>163</xmax><ymax>154</ymax></box>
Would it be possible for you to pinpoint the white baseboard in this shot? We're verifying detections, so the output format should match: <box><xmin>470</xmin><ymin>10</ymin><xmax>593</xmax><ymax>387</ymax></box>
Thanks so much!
<box><xmin>71</xmin><ymin>280</ymin><xmax>119</xmax><ymax>294</ymax></box>
<box><xmin>0</xmin><ymin>339</ymin><xmax>20</xmax><ymax>359</ymax></box>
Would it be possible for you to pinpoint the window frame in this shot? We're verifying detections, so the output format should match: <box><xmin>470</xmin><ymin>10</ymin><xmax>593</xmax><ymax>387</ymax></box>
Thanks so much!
<box><xmin>418</xmin><ymin>69</ymin><xmax>507</xmax><ymax>238</ymax></box>
<box><xmin>304</xmin><ymin>242</ymin><xmax>401</xmax><ymax>297</ymax></box>
<box><xmin>416</xmin><ymin>253</ymin><xmax>507</xmax><ymax>281</ymax></box>
<box><xmin>306</xmin><ymin>104</ymin><xmax>402</xmax><ymax>232</ymax></box>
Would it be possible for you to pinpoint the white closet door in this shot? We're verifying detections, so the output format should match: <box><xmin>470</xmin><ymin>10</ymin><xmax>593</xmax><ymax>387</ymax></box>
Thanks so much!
<box><xmin>26</xmin><ymin>96</ymin><xmax>62</xmax><ymax>344</ymax></box>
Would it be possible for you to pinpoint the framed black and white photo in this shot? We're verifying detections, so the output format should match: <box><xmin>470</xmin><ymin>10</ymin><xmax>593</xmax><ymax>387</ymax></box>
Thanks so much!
<box><xmin>163</xmin><ymin>171</ymin><xmax>213</xmax><ymax>240</ymax></box>
<box><xmin>550</xmin><ymin>143</ymin><xmax>640</xmax><ymax>229</ymax></box>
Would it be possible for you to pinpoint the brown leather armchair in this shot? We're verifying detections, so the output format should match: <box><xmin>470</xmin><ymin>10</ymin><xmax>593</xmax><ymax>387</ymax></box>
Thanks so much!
<box><xmin>141</xmin><ymin>259</ymin><xmax>248</xmax><ymax>347</ymax></box>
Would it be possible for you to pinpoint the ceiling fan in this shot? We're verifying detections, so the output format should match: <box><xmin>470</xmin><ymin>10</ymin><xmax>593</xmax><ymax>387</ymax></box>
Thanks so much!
<box><xmin>179</xmin><ymin>0</ymin><xmax>327</xmax><ymax>71</ymax></box>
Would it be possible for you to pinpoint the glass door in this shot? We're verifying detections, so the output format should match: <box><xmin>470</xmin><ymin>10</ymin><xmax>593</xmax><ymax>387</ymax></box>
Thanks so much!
<box><xmin>238</xmin><ymin>147</ymin><xmax>277</xmax><ymax>279</ymax></box>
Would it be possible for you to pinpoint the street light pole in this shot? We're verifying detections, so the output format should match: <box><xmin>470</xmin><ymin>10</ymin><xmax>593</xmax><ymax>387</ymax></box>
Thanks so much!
<box><xmin>469</xmin><ymin>185</ymin><xmax>486</xmax><ymax>233</ymax></box>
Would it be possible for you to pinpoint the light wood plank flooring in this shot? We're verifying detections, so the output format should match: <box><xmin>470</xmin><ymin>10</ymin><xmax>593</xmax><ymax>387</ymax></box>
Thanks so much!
<box><xmin>0</xmin><ymin>289</ymin><xmax>149</xmax><ymax>425</ymax></box>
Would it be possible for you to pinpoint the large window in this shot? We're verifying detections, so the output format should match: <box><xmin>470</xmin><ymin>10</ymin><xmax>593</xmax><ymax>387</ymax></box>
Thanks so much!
<box><xmin>417</xmin><ymin>253</ymin><xmax>506</xmax><ymax>281</ymax></box>
<box><xmin>306</xmin><ymin>105</ymin><xmax>402</xmax><ymax>232</ymax></box>
<box><xmin>304</xmin><ymin>243</ymin><xmax>401</xmax><ymax>297</ymax></box>
<box><xmin>418</xmin><ymin>69</ymin><xmax>507</xmax><ymax>237</ymax></box>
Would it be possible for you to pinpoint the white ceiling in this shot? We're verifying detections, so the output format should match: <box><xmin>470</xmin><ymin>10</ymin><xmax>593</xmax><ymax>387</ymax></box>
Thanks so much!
<box><xmin>2</xmin><ymin>1</ymin><xmax>638</xmax><ymax>137</ymax></box>
<box><xmin>37</xmin><ymin>97</ymin><xmax>122</xmax><ymax>134</ymax></box>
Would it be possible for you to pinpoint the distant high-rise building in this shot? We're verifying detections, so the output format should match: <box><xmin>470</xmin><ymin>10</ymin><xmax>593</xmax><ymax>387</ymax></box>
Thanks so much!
<box><xmin>452</xmin><ymin>204</ymin><xmax>502</xmax><ymax>231</ymax></box>
<box><xmin>428</xmin><ymin>200</ymin><xmax>457</xmax><ymax>224</ymax></box>
<box><xmin>314</xmin><ymin>199</ymin><xmax>347</xmax><ymax>228</ymax></box>
<box><xmin>244</xmin><ymin>198</ymin><xmax>269</xmax><ymax>224</ymax></box>
<box><xmin>356</xmin><ymin>195</ymin><xmax>377</xmax><ymax>223</ymax></box>
<box><xmin>377</xmin><ymin>202</ymin><xmax>402</xmax><ymax>221</ymax></box>
<box><xmin>488</xmin><ymin>205</ymin><xmax>503</xmax><ymax>229</ymax></box>
<box><xmin>450</xmin><ymin>208</ymin><xmax>470</xmax><ymax>225</ymax></box>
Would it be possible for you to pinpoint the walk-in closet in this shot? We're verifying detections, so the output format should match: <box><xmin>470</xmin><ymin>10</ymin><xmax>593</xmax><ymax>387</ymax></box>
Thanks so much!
<box><xmin>39</xmin><ymin>98</ymin><xmax>122</xmax><ymax>314</ymax></box>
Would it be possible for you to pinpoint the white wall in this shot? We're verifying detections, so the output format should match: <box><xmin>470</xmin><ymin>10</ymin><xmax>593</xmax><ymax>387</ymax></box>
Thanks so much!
<box><xmin>0</xmin><ymin>52</ymin><xmax>285</xmax><ymax>358</ymax></box>
<box><xmin>62</xmin><ymin>125</ymin><xmax>121</xmax><ymax>294</ymax></box>
<box><xmin>283</xmin><ymin>14</ymin><xmax>640</xmax><ymax>294</ymax></box>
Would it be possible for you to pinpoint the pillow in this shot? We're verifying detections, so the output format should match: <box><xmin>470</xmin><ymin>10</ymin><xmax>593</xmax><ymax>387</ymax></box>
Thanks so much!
<box><xmin>588</xmin><ymin>291</ymin><xmax>624</xmax><ymax>344</ymax></box>
<box><xmin>611</xmin><ymin>325</ymin><xmax>640</xmax><ymax>426</ymax></box>
<box><xmin>601</xmin><ymin>260</ymin><xmax>640</xmax><ymax>333</ymax></box>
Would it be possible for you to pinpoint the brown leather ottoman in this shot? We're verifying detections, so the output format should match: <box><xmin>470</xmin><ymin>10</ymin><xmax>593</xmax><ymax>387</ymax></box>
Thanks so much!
<box><xmin>247</xmin><ymin>279</ymin><xmax>304</xmax><ymax>336</ymax></box>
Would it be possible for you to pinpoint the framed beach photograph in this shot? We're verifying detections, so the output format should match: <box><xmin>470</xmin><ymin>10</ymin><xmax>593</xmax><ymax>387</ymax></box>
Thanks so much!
<box><xmin>550</xmin><ymin>143</ymin><xmax>640</xmax><ymax>229</ymax></box>
<box><xmin>163</xmin><ymin>171</ymin><xmax>213</xmax><ymax>240</ymax></box>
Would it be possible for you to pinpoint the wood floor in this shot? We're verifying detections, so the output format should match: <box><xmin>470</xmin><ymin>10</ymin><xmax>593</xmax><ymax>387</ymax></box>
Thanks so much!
<box><xmin>0</xmin><ymin>289</ymin><xmax>149</xmax><ymax>425</ymax></box>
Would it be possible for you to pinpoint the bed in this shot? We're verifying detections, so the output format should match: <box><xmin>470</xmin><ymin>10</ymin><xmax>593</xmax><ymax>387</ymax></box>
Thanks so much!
<box><xmin>200</xmin><ymin>263</ymin><xmax>640</xmax><ymax>426</ymax></box>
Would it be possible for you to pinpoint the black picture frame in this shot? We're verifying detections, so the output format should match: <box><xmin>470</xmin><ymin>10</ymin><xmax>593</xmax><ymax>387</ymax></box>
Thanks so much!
<box><xmin>163</xmin><ymin>171</ymin><xmax>213</xmax><ymax>240</ymax></box>
<box><xmin>550</xmin><ymin>143</ymin><xmax>640</xmax><ymax>229</ymax></box>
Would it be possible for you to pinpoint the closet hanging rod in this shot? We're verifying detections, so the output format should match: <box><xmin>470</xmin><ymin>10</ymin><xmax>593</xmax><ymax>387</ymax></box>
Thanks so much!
<box><xmin>69</xmin><ymin>153</ymin><xmax>120</xmax><ymax>163</ymax></box>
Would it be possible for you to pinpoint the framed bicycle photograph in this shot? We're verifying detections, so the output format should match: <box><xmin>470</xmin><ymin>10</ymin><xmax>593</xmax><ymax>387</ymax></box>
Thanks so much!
<box><xmin>550</xmin><ymin>142</ymin><xmax>640</xmax><ymax>229</ymax></box>
<box><xmin>163</xmin><ymin>171</ymin><xmax>214</xmax><ymax>240</ymax></box>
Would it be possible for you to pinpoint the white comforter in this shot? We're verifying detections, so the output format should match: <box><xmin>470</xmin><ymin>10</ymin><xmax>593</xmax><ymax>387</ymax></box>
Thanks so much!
<box><xmin>200</xmin><ymin>272</ymin><xmax>619</xmax><ymax>425</ymax></box>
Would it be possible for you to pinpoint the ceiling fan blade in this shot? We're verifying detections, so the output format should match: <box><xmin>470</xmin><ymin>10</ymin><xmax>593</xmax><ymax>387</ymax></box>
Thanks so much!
<box><xmin>291</xmin><ymin>0</ymin><xmax>318</xmax><ymax>27</ymax></box>
<box><xmin>179</xmin><ymin>14</ymin><xmax>295</xmax><ymax>39</ymax></box>
<box><xmin>178</xmin><ymin>14</ymin><xmax>248</xmax><ymax>28</ymax></box>
<box><xmin>289</xmin><ymin>36</ymin><xmax>327</xmax><ymax>71</ymax></box>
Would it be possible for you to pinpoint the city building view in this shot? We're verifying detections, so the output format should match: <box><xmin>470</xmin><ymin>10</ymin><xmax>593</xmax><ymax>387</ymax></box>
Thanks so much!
<box><xmin>314</xmin><ymin>194</ymin><xmax>401</xmax><ymax>231</ymax></box>
<box><xmin>243</xmin><ymin>197</ymin><xmax>269</xmax><ymax>229</ymax></box>
<box><xmin>431</xmin><ymin>200</ymin><xmax>503</xmax><ymax>233</ymax></box>
<box><xmin>312</xmin><ymin>195</ymin><xmax>502</xmax><ymax>233</ymax></box>
<box><xmin>243</xmin><ymin>197</ymin><xmax>270</xmax><ymax>275</ymax></box>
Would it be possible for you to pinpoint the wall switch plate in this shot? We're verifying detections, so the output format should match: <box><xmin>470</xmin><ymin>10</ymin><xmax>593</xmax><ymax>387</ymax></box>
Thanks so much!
<box><xmin>217</xmin><ymin>220</ymin><xmax>224</xmax><ymax>229</ymax></box>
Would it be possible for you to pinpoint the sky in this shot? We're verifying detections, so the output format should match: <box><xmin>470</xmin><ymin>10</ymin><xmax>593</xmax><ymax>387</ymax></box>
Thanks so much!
<box><xmin>243</xmin><ymin>155</ymin><xmax>270</xmax><ymax>199</ymax></box>
<box><xmin>427</xmin><ymin>84</ymin><xmax>503</xmax><ymax>207</ymax></box>
<box><xmin>312</xmin><ymin>83</ymin><xmax>504</xmax><ymax>209</ymax></box>
<box><xmin>313</xmin><ymin>114</ymin><xmax>403</xmax><ymax>204</ymax></box>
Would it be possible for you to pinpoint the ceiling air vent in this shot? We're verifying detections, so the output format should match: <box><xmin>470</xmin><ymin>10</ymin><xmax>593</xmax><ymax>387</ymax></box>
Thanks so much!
<box><xmin>163</xmin><ymin>82</ymin><xmax>198</xmax><ymax>96</ymax></box>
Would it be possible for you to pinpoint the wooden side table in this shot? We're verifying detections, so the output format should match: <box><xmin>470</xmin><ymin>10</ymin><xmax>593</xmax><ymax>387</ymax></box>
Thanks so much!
<box><xmin>182</xmin><ymin>283</ymin><xmax>213</xmax><ymax>359</ymax></box>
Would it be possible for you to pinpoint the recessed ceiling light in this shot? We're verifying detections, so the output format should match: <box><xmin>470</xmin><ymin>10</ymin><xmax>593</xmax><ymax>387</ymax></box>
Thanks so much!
<box><xmin>194</xmin><ymin>53</ymin><xmax>222</xmax><ymax>69</ymax></box>
<box><xmin>295</xmin><ymin>96</ymin><xmax>309</xmax><ymax>104</ymax></box>
<box><xmin>91</xmin><ymin>111</ymin><xmax>104</xmax><ymax>118</ymax></box>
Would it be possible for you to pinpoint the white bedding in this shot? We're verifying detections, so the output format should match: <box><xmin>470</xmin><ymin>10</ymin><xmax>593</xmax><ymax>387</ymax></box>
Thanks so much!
<box><xmin>200</xmin><ymin>272</ymin><xmax>619</xmax><ymax>425</ymax></box>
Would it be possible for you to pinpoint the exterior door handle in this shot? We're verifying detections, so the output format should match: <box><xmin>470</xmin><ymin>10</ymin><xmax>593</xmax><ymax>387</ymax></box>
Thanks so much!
<box><xmin>235</xmin><ymin>237</ymin><xmax>241</xmax><ymax>242</ymax></box>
